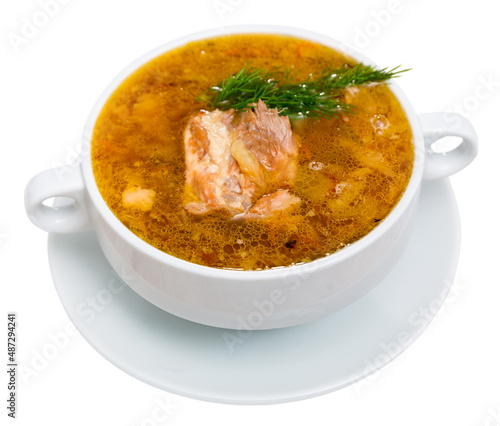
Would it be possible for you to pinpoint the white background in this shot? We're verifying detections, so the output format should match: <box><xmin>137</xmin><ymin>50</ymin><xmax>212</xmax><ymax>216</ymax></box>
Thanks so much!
<box><xmin>1</xmin><ymin>0</ymin><xmax>499</xmax><ymax>424</ymax></box>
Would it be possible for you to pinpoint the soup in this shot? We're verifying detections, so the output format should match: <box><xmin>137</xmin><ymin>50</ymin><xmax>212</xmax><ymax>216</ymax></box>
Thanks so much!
<box><xmin>91</xmin><ymin>34</ymin><xmax>414</xmax><ymax>270</ymax></box>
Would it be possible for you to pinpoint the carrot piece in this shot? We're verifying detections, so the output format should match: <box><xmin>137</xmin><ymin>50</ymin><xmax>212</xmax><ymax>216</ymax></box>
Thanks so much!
<box><xmin>224</xmin><ymin>48</ymin><xmax>240</xmax><ymax>56</ymax></box>
<box><xmin>296</xmin><ymin>41</ymin><xmax>317</xmax><ymax>58</ymax></box>
<box><xmin>301</xmin><ymin>143</ymin><xmax>312</xmax><ymax>159</ymax></box>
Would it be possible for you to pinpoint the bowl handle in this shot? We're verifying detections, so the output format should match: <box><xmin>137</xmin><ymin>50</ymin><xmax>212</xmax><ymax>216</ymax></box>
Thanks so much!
<box><xmin>24</xmin><ymin>165</ymin><xmax>90</xmax><ymax>233</ymax></box>
<box><xmin>419</xmin><ymin>112</ymin><xmax>478</xmax><ymax>180</ymax></box>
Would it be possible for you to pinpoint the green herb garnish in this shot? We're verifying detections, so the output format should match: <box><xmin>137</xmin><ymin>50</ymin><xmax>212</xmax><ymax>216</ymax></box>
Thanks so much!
<box><xmin>198</xmin><ymin>63</ymin><xmax>409</xmax><ymax>119</ymax></box>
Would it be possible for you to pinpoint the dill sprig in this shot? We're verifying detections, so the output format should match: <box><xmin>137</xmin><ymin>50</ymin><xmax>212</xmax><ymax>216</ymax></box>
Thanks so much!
<box><xmin>198</xmin><ymin>63</ymin><xmax>409</xmax><ymax>119</ymax></box>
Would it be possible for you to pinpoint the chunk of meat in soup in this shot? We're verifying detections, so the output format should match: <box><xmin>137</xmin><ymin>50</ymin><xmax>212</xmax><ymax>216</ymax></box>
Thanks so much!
<box><xmin>235</xmin><ymin>189</ymin><xmax>301</xmax><ymax>221</ymax></box>
<box><xmin>184</xmin><ymin>100</ymin><xmax>300</xmax><ymax>218</ymax></box>
<box><xmin>232</xmin><ymin>100</ymin><xmax>298</xmax><ymax>189</ymax></box>
<box><xmin>183</xmin><ymin>109</ymin><xmax>253</xmax><ymax>216</ymax></box>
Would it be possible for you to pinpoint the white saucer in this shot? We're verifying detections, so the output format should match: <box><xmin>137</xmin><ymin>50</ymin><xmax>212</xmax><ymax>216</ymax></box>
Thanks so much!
<box><xmin>48</xmin><ymin>179</ymin><xmax>461</xmax><ymax>405</ymax></box>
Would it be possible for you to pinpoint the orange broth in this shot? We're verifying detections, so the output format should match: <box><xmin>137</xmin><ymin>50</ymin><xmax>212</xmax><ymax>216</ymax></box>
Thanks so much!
<box><xmin>91</xmin><ymin>34</ymin><xmax>414</xmax><ymax>270</ymax></box>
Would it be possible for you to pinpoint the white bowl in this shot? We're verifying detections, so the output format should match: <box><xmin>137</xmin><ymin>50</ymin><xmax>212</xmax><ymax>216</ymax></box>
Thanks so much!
<box><xmin>25</xmin><ymin>26</ymin><xmax>478</xmax><ymax>330</ymax></box>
